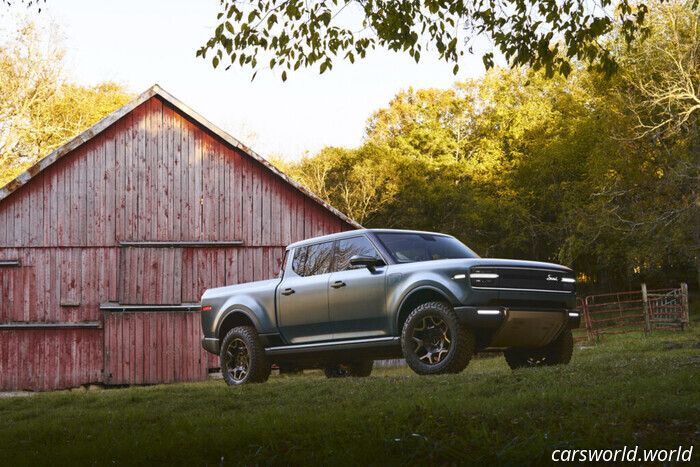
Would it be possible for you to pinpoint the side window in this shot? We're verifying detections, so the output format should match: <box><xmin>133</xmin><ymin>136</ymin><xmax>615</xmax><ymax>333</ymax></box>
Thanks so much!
<box><xmin>292</xmin><ymin>242</ymin><xmax>335</xmax><ymax>277</ymax></box>
<box><xmin>336</xmin><ymin>236</ymin><xmax>380</xmax><ymax>271</ymax></box>
<box><xmin>292</xmin><ymin>246</ymin><xmax>308</xmax><ymax>276</ymax></box>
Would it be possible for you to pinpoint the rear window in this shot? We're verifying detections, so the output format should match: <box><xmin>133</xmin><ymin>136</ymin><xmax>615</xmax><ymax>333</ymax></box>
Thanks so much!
<box><xmin>291</xmin><ymin>241</ymin><xmax>335</xmax><ymax>276</ymax></box>
<box><xmin>375</xmin><ymin>232</ymin><xmax>478</xmax><ymax>264</ymax></box>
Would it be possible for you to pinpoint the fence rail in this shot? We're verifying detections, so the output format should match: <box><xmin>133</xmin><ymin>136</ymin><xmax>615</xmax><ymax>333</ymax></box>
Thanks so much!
<box><xmin>573</xmin><ymin>283</ymin><xmax>690</xmax><ymax>343</ymax></box>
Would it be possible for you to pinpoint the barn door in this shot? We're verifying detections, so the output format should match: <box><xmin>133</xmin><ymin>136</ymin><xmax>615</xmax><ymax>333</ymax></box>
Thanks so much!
<box><xmin>118</xmin><ymin>247</ymin><xmax>183</xmax><ymax>305</ymax></box>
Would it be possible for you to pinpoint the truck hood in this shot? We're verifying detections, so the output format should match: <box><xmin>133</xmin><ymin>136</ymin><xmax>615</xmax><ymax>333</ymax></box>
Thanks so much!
<box><xmin>396</xmin><ymin>257</ymin><xmax>572</xmax><ymax>273</ymax></box>
<box><xmin>462</xmin><ymin>257</ymin><xmax>572</xmax><ymax>272</ymax></box>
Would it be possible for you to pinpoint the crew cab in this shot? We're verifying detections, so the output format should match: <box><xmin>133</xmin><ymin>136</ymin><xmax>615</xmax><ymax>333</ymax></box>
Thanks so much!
<box><xmin>201</xmin><ymin>229</ymin><xmax>580</xmax><ymax>385</ymax></box>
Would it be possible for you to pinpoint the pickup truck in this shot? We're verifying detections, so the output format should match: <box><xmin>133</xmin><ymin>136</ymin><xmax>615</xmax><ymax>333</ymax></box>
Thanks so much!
<box><xmin>201</xmin><ymin>229</ymin><xmax>580</xmax><ymax>385</ymax></box>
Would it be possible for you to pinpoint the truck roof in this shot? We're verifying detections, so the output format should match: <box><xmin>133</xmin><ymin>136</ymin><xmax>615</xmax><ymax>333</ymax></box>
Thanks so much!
<box><xmin>285</xmin><ymin>228</ymin><xmax>452</xmax><ymax>250</ymax></box>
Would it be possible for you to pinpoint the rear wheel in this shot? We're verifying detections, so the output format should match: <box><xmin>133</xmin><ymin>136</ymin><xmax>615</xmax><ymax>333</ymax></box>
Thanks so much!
<box><xmin>220</xmin><ymin>326</ymin><xmax>271</xmax><ymax>385</ymax></box>
<box><xmin>323</xmin><ymin>360</ymin><xmax>374</xmax><ymax>378</ymax></box>
<box><xmin>504</xmin><ymin>329</ymin><xmax>574</xmax><ymax>369</ymax></box>
<box><xmin>401</xmin><ymin>301</ymin><xmax>474</xmax><ymax>375</ymax></box>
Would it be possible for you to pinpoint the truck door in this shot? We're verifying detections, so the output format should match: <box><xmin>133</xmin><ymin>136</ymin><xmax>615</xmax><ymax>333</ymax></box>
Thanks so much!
<box><xmin>276</xmin><ymin>241</ymin><xmax>335</xmax><ymax>344</ymax></box>
<box><xmin>328</xmin><ymin>235</ymin><xmax>388</xmax><ymax>339</ymax></box>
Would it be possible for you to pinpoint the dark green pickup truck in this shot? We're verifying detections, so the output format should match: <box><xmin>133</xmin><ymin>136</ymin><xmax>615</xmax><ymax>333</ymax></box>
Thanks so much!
<box><xmin>201</xmin><ymin>229</ymin><xmax>580</xmax><ymax>385</ymax></box>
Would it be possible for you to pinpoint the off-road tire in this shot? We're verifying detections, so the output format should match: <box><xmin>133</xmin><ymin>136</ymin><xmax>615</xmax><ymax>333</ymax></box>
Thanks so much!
<box><xmin>504</xmin><ymin>328</ymin><xmax>574</xmax><ymax>369</ymax></box>
<box><xmin>547</xmin><ymin>328</ymin><xmax>574</xmax><ymax>364</ymax></box>
<box><xmin>220</xmin><ymin>326</ymin><xmax>271</xmax><ymax>385</ymax></box>
<box><xmin>323</xmin><ymin>360</ymin><xmax>374</xmax><ymax>378</ymax></box>
<box><xmin>401</xmin><ymin>301</ymin><xmax>474</xmax><ymax>375</ymax></box>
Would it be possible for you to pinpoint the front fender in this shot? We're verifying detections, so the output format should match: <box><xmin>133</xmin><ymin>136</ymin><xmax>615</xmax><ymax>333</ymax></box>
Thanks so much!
<box><xmin>390</xmin><ymin>278</ymin><xmax>462</xmax><ymax>326</ymax></box>
<box><xmin>212</xmin><ymin>294</ymin><xmax>275</xmax><ymax>337</ymax></box>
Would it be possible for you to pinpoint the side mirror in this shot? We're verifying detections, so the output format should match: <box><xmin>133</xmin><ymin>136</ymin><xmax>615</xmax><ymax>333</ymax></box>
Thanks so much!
<box><xmin>349</xmin><ymin>255</ymin><xmax>385</xmax><ymax>272</ymax></box>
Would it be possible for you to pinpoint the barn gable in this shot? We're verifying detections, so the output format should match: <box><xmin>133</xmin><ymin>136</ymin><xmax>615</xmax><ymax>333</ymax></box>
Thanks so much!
<box><xmin>0</xmin><ymin>85</ymin><xmax>358</xmax><ymax>391</ymax></box>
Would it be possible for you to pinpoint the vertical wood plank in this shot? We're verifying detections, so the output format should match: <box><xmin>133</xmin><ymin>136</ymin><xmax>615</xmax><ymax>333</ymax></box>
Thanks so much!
<box><xmin>187</xmin><ymin>119</ymin><xmax>197</xmax><ymax>240</ymax></box>
<box><xmin>194</xmin><ymin>126</ymin><xmax>203</xmax><ymax>240</ymax></box>
<box><xmin>202</xmin><ymin>137</ymin><xmax>215</xmax><ymax>240</ymax></box>
<box><xmin>217</xmin><ymin>141</ymin><xmax>226</xmax><ymax>241</ymax></box>
<box><xmin>85</xmin><ymin>141</ymin><xmax>95</xmax><ymax>245</ymax></box>
<box><xmin>172</xmin><ymin>106</ymin><xmax>181</xmax><ymax>242</ymax></box>
<box><xmin>46</xmin><ymin>163</ymin><xmax>58</xmax><ymax>246</ymax></box>
<box><xmin>149</xmin><ymin>312</ymin><xmax>157</xmax><ymax>383</ymax></box>
<box><xmin>115</xmin><ymin>118</ymin><xmax>126</xmax><ymax>242</ymax></box>
<box><xmin>104</xmin><ymin>126</ymin><xmax>116</xmax><ymax>245</ymax></box>
<box><xmin>173</xmin><ymin>313</ymin><xmax>181</xmax><ymax>382</ymax></box>
<box><xmin>252</xmin><ymin>162</ymin><xmax>262</xmax><ymax>246</ymax></box>
<box><xmin>135</xmin><ymin>312</ymin><xmax>144</xmax><ymax>384</ymax></box>
<box><xmin>28</xmin><ymin>174</ymin><xmax>43</xmax><ymax>246</ymax></box>
<box><xmin>0</xmin><ymin>193</ymin><xmax>8</xmax><ymax>247</ymax></box>
<box><xmin>233</xmin><ymin>151</ymin><xmax>242</xmax><ymax>241</ymax></box>
<box><xmin>96</xmin><ymin>136</ymin><xmax>107</xmax><ymax>245</ymax></box>
<box><xmin>137</xmin><ymin>101</ymin><xmax>147</xmax><ymax>241</ymax></box>
<box><xmin>126</xmin><ymin>110</ymin><xmax>137</xmax><ymax>240</ymax></box>
<box><xmin>76</xmin><ymin>144</ymin><xmax>87</xmax><ymax>246</ymax></box>
<box><xmin>244</xmin><ymin>156</ymin><xmax>253</xmax><ymax>245</ymax></box>
<box><xmin>225</xmin><ymin>147</ymin><xmax>233</xmax><ymax>242</ymax></box>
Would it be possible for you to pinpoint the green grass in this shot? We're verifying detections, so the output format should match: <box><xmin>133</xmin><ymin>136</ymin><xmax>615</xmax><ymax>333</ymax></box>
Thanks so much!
<box><xmin>1</xmin><ymin>328</ymin><xmax>699</xmax><ymax>466</ymax></box>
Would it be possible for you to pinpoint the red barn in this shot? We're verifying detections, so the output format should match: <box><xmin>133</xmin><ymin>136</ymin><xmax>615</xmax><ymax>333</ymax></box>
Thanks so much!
<box><xmin>0</xmin><ymin>85</ymin><xmax>359</xmax><ymax>391</ymax></box>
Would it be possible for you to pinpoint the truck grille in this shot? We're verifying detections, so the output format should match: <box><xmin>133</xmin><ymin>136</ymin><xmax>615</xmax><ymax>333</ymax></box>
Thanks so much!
<box><xmin>470</xmin><ymin>267</ymin><xmax>575</xmax><ymax>293</ymax></box>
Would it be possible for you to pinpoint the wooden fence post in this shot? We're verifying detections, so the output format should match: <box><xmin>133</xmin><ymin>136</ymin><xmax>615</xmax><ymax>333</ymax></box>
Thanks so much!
<box><xmin>641</xmin><ymin>283</ymin><xmax>651</xmax><ymax>336</ymax></box>
<box><xmin>680</xmin><ymin>283</ymin><xmax>690</xmax><ymax>331</ymax></box>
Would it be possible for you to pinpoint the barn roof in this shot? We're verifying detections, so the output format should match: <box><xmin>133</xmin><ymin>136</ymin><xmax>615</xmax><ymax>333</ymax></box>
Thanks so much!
<box><xmin>0</xmin><ymin>84</ymin><xmax>362</xmax><ymax>229</ymax></box>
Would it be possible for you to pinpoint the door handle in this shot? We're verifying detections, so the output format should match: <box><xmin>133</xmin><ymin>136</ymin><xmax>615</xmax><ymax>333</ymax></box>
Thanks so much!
<box><xmin>281</xmin><ymin>288</ymin><xmax>295</xmax><ymax>296</ymax></box>
<box><xmin>330</xmin><ymin>281</ymin><xmax>346</xmax><ymax>289</ymax></box>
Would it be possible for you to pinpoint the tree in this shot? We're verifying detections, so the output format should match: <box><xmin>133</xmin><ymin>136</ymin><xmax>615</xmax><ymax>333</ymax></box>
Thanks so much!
<box><xmin>619</xmin><ymin>0</ymin><xmax>700</xmax><ymax>138</ymax></box>
<box><xmin>0</xmin><ymin>18</ymin><xmax>134</xmax><ymax>187</ymax></box>
<box><xmin>601</xmin><ymin>0</ymin><xmax>700</xmax><ymax>287</ymax></box>
<box><xmin>286</xmin><ymin>58</ymin><xmax>698</xmax><ymax>289</ymax></box>
<box><xmin>199</xmin><ymin>0</ymin><xmax>658</xmax><ymax>80</ymax></box>
<box><xmin>286</xmin><ymin>145</ymin><xmax>401</xmax><ymax>225</ymax></box>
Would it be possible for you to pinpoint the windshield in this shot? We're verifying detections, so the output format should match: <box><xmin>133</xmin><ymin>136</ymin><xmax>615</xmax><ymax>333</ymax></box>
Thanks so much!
<box><xmin>375</xmin><ymin>232</ymin><xmax>479</xmax><ymax>263</ymax></box>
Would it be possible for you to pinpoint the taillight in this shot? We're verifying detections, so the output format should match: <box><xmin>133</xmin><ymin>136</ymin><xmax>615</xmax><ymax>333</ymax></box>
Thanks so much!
<box><xmin>202</xmin><ymin>306</ymin><xmax>211</xmax><ymax>311</ymax></box>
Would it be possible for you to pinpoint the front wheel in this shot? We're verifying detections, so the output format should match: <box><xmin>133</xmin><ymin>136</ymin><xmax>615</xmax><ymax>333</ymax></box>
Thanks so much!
<box><xmin>401</xmin><ymin>301</ymin><xmax>474</xmax><ymax>375</ymax></box>
<box><xmin>504</xmin><ymin>328</ymin><xmax>574</xmax><ymax>369</ymax></box>
<box><xmin>220</xmin><ymin>326</ymin><xmax>271</xmax><ymax>385</ymax></box>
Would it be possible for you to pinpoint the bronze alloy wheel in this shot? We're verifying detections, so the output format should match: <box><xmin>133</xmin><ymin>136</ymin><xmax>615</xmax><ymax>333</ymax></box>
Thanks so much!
<box><xmin>401</xmin><ymin>301</ymin><xmax>474</xmax><ymax>375</ymax></box>
<box><xmin>410</xmin><ymin>315</ymin><xmax>452</xmax><ymax>365</ymax></box>
<box><xmin>225</xmin><ymin>338</ymin><xmax>251</xmax><ymax>382</ymax></box>
<box><xmin>220</xmin><ymin>326</ymin><xmax>271</xmax><ymax>385</ymax></box>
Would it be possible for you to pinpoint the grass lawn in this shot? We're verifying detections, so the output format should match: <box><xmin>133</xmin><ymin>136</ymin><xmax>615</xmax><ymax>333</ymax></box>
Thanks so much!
<box><xmin>1</xmin><ymin>327</ymin><xmax>698</xmax><ymax>465</ymax></box>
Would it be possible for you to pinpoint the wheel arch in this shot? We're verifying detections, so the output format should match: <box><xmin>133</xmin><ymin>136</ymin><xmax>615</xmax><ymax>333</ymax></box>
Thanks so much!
<box><xmin>217</xmin><ymin>309</ymin><xmax>260</xmax><ymax>341</ymax></box>
<box><xmin>395</xmin><ymin>286</ymin><xmax>456</xmax><ymax>333</ymax></box>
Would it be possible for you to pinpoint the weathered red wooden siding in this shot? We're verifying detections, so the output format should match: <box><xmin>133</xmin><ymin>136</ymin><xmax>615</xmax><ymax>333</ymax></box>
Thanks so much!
<box><xmin>0</xmin><ymin>93</ymin><xmax>355</xmax><ymax>391</ymax></box>
<box><xmin>103</xmin><ymin>311</ymin><xmax>207</xmax><ymax>385</ymax></box>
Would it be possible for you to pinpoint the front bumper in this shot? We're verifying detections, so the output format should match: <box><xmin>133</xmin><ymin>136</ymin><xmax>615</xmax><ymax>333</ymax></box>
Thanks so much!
<box><xmin>455</xmin><ymin>306</ymin><xmax>581</xmax><ymax>328</ymax></box>
<box><xmin>202</xmin><ymin>337</ymin><xmax>220</xmax><ymax>355</ymax></box>
<box><xmin>455</xmin><ymin>306</ymin><xmax>581</xmax><ymax>348</ymax></box>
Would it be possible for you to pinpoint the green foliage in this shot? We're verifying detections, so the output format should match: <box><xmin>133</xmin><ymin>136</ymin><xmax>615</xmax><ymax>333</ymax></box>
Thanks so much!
<box><xmin>287</xmin><ymin>2</ymin><xmax>700</xmax><ymax>290</ymax></box>
<box><xmin>0</xmin><ymin>326</ymin><xmax>698</xmax><ymax>464</ymax></box>
<box><xmin>0</xmin><ymin>18</ymin><xmax>134</xmax><ymax>188</ymax></box>
<box><xmin>285</xmin><ymin>144</ymin><xmax>401</xmax><ymax>225</ymax></box>
<box><xmin>199</xmin><ymin>0</ymin><xmax>659</xmax><ymax>80</ymax></box>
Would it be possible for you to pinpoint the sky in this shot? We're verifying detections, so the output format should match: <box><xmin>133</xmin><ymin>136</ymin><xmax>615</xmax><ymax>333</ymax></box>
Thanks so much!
<box><xmin>3</xmin><ymin>0</ymin><xmax>496</xmax><ymax>161</ymax></box>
